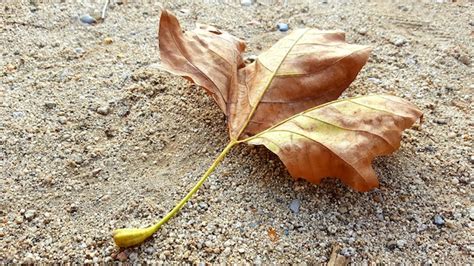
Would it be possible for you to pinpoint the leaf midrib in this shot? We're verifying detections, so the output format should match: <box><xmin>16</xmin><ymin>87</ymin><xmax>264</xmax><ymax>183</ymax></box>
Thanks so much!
<box><xmin>241</xmin><ymin>95</ymin><xmax>412</xmax><ymax>143</ymax></box>
<box><xmin>234</xmin><ymin>29</ymin><xmax>310</xmax><ymax>140</ymax></box>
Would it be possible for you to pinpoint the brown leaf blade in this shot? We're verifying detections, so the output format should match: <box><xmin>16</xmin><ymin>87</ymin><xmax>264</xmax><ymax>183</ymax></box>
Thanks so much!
<box><xmin>245</xmin><ymin>95</ymin><xmax>422</xmax><ymax>192</ymax></box>
<box><xmin>230</xmin><ymin>29</ymin><xmax>371</xmax><ymax>139</ymax></box>
<box><xmin>158</xmin><ymin>10</ymin><xmax>246</xmax><ymax>114</ymax></box>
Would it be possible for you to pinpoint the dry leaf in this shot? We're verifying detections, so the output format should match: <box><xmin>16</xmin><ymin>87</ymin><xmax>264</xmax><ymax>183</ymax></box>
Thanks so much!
<box><xmin>158</xmin><ymin>10</ymin><xmax>421</xmax><ymax>191</ymax></box>
<box><xmin>267</xmin><ymin>227</ymin><xmax>279</xmax><ymax>242</ymax></box>
<box><xmin>112</xmin><ymin>10</ymin><xmax>423</xmax><ymax>248</ymax></box>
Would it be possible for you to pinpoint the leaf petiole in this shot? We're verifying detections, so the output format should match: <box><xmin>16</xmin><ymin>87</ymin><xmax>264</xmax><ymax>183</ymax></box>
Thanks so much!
<box><xmin>113</xmin><ymin>140</ymin><xmax>238</xmax><ymax>248</ymax></box>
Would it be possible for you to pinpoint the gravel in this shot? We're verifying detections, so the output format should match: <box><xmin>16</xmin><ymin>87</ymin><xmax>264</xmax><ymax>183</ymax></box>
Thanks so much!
<box><xmin>434</xmin><ymin>214</ymin><xmax>445</xmax><ymax>226</ymax></box>
<box><xmin>1</xmin><ymin>0</ymin><xmax>472</xmax><ymax>264</ymax></box>
<box><xmin>289</xmin><ymin>199</ymin><xmax>301</xmax><ymax>213</ymax></box>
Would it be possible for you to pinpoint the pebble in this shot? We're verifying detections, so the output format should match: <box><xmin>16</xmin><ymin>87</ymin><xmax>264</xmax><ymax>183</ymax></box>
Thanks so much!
<box><xmin>468</xmin><ymin>207</ymin><xmax>474</xmax><ymax>221</ymax></box>
<box><xmin>67</xmin><ymin>203</ymin><xmax>78</xmax><ymax>213</ymax></box>
<box><xmin>24</xmin><ymin>209</ymin><xmax>36</xmax><ymax>221</ymax></box>
<box><xmin>12</xmin><ymin>111</ymin><xmax>24</xmax><ymax>119</ymax></box>
<box><xmin>387</xmin><ymin>240</ymin><xmax>398</xmax><ymax>250</ymax></box>
<box><xmin>357</xmin><ymin>28</ymin><xmax>368</xmax><ymax>35</ymax></box>
<box><xmin>128</xmin><ymin>252</ymin><xmax>138</xmax><ymax>261</ymax></box>
<box><xmin>103</xmin><ymin>37</ymin><xmax>113</xmax><ymax>45</ymax></box>
<box><xmin>392</xmin><ymin>37</ymin><xmax>407</xmax><ymax>47</ymax></box>
<box><xmin>277</xmin><ymin>23</ymin><xmax>289</xmax><ymax>32</ymax></box>
<box><xmin>44</xmin><ymin>101</ymin><xmax>57</xmax><ymax>109</ymax></box>
<box><xmin>289</xmin><ymin>199</ymin><xmax>301</xmax><ymax>213</ymax></box>
<box><xmin>74</xmin><ymin>47</ymin><xmax>85</xmax><ymax>55</ymax></box>
<box><xmin>434</xmin><ymin>214</ymin><xmax>445</xmax><ymax>226</ymax></box>
<box><xmin>396</xmin><ymin>239</ymin><xmax>407</xmax><ymax>249</ymax></box>
<box><xmin>327</xmin><ymin>225</ymin><xmax>337</xmax><ymax>235</ymax></box>
<box><xmin>241</xmin><ymin>0</ymin><xmax>252</xmax><ymax>6</ymax></box>
<box><xmin>205</xmin><ymin>240</ymin><xmax>213</xmax><ymax>248</ymax></box>
<box><xmin>58</xmin><ymin>116</ymin><xmax>68</xmax><ymax>124</ymax></box>
<box><xmin>367</xmin><ymin>77</ymin><xmax>381</xmax><ymax>84</ymax></box>
<box><xmin>15</xmin><ymin>216</ymin><xmax>23</xmax><ymax>224</ymax></box>
<box><xmin>116</xmin><ymin>251</ymin><xmax>127</xmax><ymax>262</ymax></box>
<box><xmin>198</xmin><ymin>202</ymin><xmax>208</xmax><ymax>210</ymax></box>
<box><xmin>458</xmin><ymin>54</ymin><xmax>470</xmax><ymax>66</ymax></box>
<box><xmin>79</xmin><ymin>15</ymin><xmax>96</xmax><ymax>25</ymax></box>
<box><xmin>341</xmin><ymin>247</ymin><xmax>356</xmax><ymax>257</ymax></box>
<box><xmin>96</xmin><ymin>105</ymin><xmax>110</xmax><ymax>115</ymax></box>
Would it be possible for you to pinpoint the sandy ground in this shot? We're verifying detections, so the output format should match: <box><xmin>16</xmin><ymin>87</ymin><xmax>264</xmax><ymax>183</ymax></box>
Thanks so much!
<box><xmin>1</xmin><ymin>0</ymin><xmax>473</xmax><ymax>264</ymax></box>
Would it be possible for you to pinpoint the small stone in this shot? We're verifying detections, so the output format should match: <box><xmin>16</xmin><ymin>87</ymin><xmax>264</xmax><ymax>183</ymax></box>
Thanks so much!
<box><xmin>340</xmin><ymin>247</ymin><xmax>356</xmax><ymax>257</ymax></box>
<box><xmin>458</xmin><ymin>54</ymin><xmax>470</xmax><ymax>66</ymax></box>
<box><xmin>445</xmin><ymin>220</ymin><xmax>456</xmax><ymax>229</ymax></box>
<box><xmin>398</xmin><ymin>5</ymin><xmax>409</xmax><ymax>11</ymax></box>
<box><xmin>24</xmin><ymin>209</ymin><xmax>36</xmax><ymax>221</ymax></box>
<box><xmin>254</xmin><ymin>255</ymin><xmax>262</xmax><ymax>265</ymax></box>
<box><xmin>357</xmin><ymin>28</ymin><xmax>367</xmax><ymax>35</ymax></box>
<box><xmin>5</xmin><ymin>63</ymin><xmax>16</xmax><ymax>72</ymax></box>
<box><xmin>128</xmin><ymin>252</ymin><xmax>138</xmax><ymax>261</ymax></box>
<box><xmin>327</xmin><ymin>225</ymin><xmax>337</xmax><ymax>235</ymax></box>
<box><xmin>79</xmin><ymin>14</ymin><xmax>96</xmax><ymax>25</ymax></box>
<box><xmin>433</xmin><ymin>214</ymin><xmax>445</xmax><ymax>226</ymax></box>
<box><xmin>241</xmin><ymin>0</ymin><xmax>252</xmax><ymax>6</ymax></box>
<box><xmin>198</xmin><ymin>202</ymin><xmax>208</xmax><ymax>210</ymax></box>
<box><xmin>58</xmin><ymin>116</ymin><xmax>68</xmax><ymax>125</ymax></box>
<box><xmin>15</xmin><ymin>216</ymin><xmax>23</xmax><ymax>224</ymax></box>
<box><xmin>116</xmin><ymin>251</ymin><xmax>127</xmax><ymax>262</ymax></box>
<box><xmin>396</xmin><ymin>239</ymin><xmax>407</xmax><ymax>249</ymax></box>
<box><xmin>144</xmin><ymin>247</ymin><xmax>155</xmax><ymax>254</ymax></box>
<box><xmin>44</xmin><ymin>101</ymin><xmax>57</xmax><ymax>109</ymax></box>
<box><xmin>74</xmin><ymin>47</ymin><xmax>85</xmax><ymax>54</ymax></box>
<box><xmin>238</xmin><ymin>248</ymin><xmax>246</xmax><ymax>254</ymax></box>
<box><xmin>392</xmin><ymin>37</ymin><xmax>407</xmax><ymax>47</ymax></box>
<box><xmin>387</xmin><ymin>240</ymin><xmax>398</xmax><ymax>250</ymax></box>
<box><xmin>67</xmin><ymin>204</ymin><xmax>78</xmax><ymax>213</ymax></box>
<box><xmin>103</xmin><ymin>37</ymin><xmax>113</xmax><ymax>45</ymax></box>
<box><xmin>205</xmin><ymin>240</ymin><xmax>213</xmax><ymax>248</ymax></box>
<box><xmin>468</xmin><ymin>207</ymin><xmax>474</xmax><ymax>221</ymax></box>
<box><xmin>277</xmin><ymin>23</ymin><xmax>289</xmax><ymax>32</ymax></box>
<box><xmin>0</xmin><ymin>228</ymin><xmax>4</xmax><ymax>237</ymax></box>
<box><xmin>289</xmin><ymin>199</ymin><xmax>301</xmax><ymax>213</ymax></box>
<box><xmin>12</xmin><ymin>111</ymin><xmax>24</xmax><ymax>119</ymax></box>
<box><xmin>96</xmin><ymin>105</ymin><xmax>110</xmax><ymax>115</ymax></box>
<box><xmin>368</xmin><ymin>77</ymin><xmax>381</xmax><ymax>84</ymax></box>
<box><xmin>91</xmin><ymin>168</ymin><xmax>102</xmax><ymax>177</ymax></box>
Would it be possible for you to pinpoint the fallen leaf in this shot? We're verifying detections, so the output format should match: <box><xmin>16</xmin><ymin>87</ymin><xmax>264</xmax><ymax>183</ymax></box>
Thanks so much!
<box><xmin>267</xmin><ymin>227</ymin><xmax>279</xmax><ymax>242</ymax></box>
<box><xmin>158</xmin><ymin>10</ymin><xmax>420</xmax><ymax>191</ymax></box>
<box><xmin>112</xmin><ymin>10</ymin><xmax>423</xmax><ymax>248</ymax></box>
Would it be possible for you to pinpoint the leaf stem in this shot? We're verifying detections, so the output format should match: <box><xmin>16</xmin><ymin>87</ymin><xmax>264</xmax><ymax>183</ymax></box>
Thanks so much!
<box><xmin>113</xmin><ymin>140</ymin><xmax>237</xmax><ymax>248</ymax></box>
